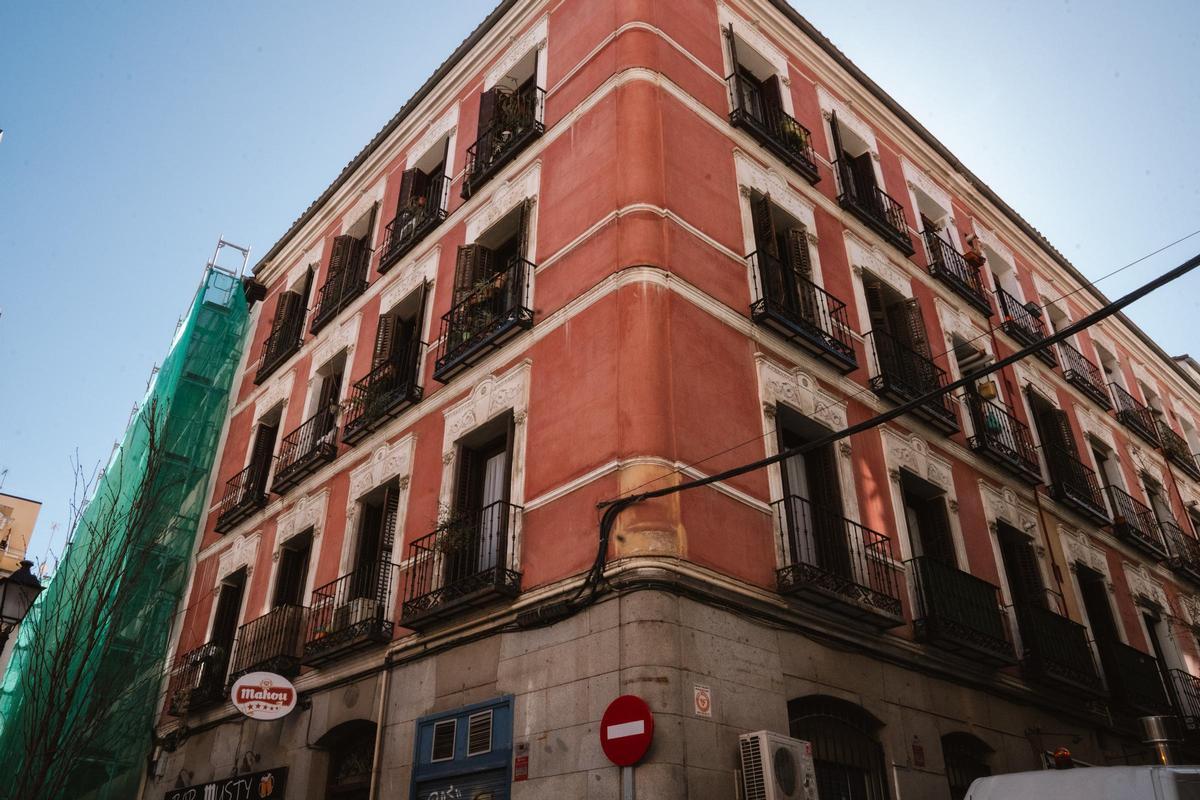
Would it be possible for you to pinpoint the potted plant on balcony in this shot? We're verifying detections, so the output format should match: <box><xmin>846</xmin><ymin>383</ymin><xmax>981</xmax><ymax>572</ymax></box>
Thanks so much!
<box><xmin>778</xmin><ymin>116</ymin><xmax>810</xmax><ymax>155</ymax></box>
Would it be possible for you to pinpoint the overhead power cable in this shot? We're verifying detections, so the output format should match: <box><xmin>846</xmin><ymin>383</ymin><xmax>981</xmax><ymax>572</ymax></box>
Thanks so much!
<box><xmin>576</xmin><ymin>250</ymin><xmax>1200</xmax><ymax>607</ymax></box>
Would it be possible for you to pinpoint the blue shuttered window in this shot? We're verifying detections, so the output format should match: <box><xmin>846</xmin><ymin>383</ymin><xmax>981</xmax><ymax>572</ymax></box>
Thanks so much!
<box><xmin>412</xmin><ymin>696</ymin><xmax>513</xmax><ymax>800</ymax></box>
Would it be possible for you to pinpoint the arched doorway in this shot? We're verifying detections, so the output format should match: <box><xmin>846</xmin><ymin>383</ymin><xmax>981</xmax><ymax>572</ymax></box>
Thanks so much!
<box><xmin>942</xmin><ymin>732</ymin><xmax>992</xmax><ymax>800</ymax></box>
<box><xmin>318</xmin><ymin>720</ymin><xmax>376</xmax><ymax>800</ymax></box>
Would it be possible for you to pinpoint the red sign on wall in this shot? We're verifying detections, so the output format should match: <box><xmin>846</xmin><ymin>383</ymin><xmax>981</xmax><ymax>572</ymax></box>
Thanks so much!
<box><xmin>600</xmin><ymin>695</ymin><xmax>655</xmax><ymax>767</ymax></box>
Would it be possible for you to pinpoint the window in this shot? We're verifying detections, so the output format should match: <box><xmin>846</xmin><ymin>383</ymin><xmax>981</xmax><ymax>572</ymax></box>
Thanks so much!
<box><xmin>381</xmin><ymin>137</ymin><xmax>452</xmax><ymax>271</ymax></box>
<box><xmin>942</xmin><ymin>733</ymin><xmax>992</xmax><ymax>800</ymax></box>
<box><xmin>985</xmin><ymin>243</ymin><xmax>1020</xmax><ymax>299</ymax></box>
<box><xmin>829</xmin><ymin>111</ymin><xmax>911</xmax><ymax>253</ymax></box>
<box><xmin>899</xmin><ymin>471</ymin><xmax>957</xmax><ymax>566</ymax></box>
<box><xmin>463</xmin><ymin>43</ymin><xmax>544</xmax><ymax>197</ymax></box>
<box><xmin>777</xmin><ymin>407</ymin><xmax>847</xmax><ymax>575</ymax></box>
<box><xmin>1077</xmin><ymin>565</ymin><xmax>1120</xmax><ymax>651</ymax></box>
<box><xmin>274</xmin><ymin>356</ymin><xmax>343</xmax><ymax>493</ymax></box>
<box><xmin>372</xmin><ymin>286</ymin><xmax>428</xmax><ymax>376</ymax></box>
<box><xmin>273</xmin><ymin>530</ymin><xmax>313</xmax><ymax>608</ymax></box>
<box><xmin>210</xmin><ymin>569</ymin><xmax>247</xmax><ymax>656</ymax></box>
<box><xmin>996</xmin><ymin>522</ymin><xmax>1044</xmax><ymax>610</ymax></box>
<box><xmin>445</xmin><ymin>413</ymin><xmax>515</xmax><ymax>585</ymax></box>
<box><xmin>255</xmin><ymin>268</ymin><xmax>314</xmax><ymax>384</ymax></box>
<box><xmin>322</xmin><ymin>721</ymin><xmax>376</xmax><ymax>800</ymax></box>
<box><xmin>312</xmin><ymin>211</ymin><xmax>376</xmax><ymax>332</ymax></box>
<box><xmin>413</xmin><ymin>698</ymin><xmax>513</xmax><ymax>800</ymax></box>
<box><xmin>352</xmin><ymin>481</ymin><xmax>402</xmax><ymax>599</ymax></box>
<box><xmin>863</xmin><ymin>277</ymin><xmax>928</xmax><ymax>361</ymax></box>
<box><xmin>788</xmin><ymin>695</ymin><xmax>890</xmax><ymax>800</ymax></box>
<box><xmin>1095</xmin><ymin>341</ymin><xmax>1123</xmax><ymax>390</ymax></box>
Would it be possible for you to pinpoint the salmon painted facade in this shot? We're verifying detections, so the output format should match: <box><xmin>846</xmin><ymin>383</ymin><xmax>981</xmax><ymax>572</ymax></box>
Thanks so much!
<box><xmin>148</xmin><ymin>1</ymin><xmax>1200</xmax><ymax>797</ymax></box>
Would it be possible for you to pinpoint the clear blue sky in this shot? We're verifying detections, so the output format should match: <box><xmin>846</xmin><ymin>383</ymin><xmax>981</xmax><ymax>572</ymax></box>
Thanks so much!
<box><xmin>3</xmin><ymin>1</ymin><xmax>1198</xmax><ymax>564</ymax></box>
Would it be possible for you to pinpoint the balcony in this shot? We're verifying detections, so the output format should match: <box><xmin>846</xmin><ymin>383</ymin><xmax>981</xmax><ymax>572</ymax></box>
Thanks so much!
<box><xmin>1161</xmin><ymin>521</ymin><xmax>1200</xmax><ymax>584</ymax></box>
<box><xmin>462</xmin><ymin>87</ymin><xmax>545</xmax><ymax>199</ymax></box>
<box><xmin>1043</xmin><ymin>444</ymin><xmax>1109</xmax><ymax>524</ymax></box>
<box><xmin>255</xmin><ymin>307</ymin><xmax>305</xmax><ymax>385</ymax></box>
<box><xmin>726</xmin><ymin>73</ymin><xmax>819</xmax><ymax>184</ymax></box>
<box><xmin>834</xmin><ymin>159</ymin><xmax>914</xmax><ymax>255</ymax></box>
<box><xmin>302</xmin><ymin>562</ymin><xmax>396</xmax><ymax>666</ymax></box>
<box><xmin>772</xmin><ymin>495</ymin><xmax>903</xmax><ymax>628</ymax></box>
<box><xmin>994</xmin><ymin>288</ymin><xmax>1056</xmax><ymax>367</ymax></box>
<box><xmin>922</xmin><ymin>231</ymin><xmax>992</xmax><ymax>316</ymax></box>
<box><xmin>1058</xmin><ymin>341</ymin><xmax>1111</xmax><ymax>409</ymax></box>
<box><xmin>432</xmin><ymin>257</ymin><xmax>533</xmax><ymax>383</ymax></box>
<box><xmin>1168</xmin><ymin>669</ymin><xmax>1200</xmax><ymax>733</ymax></box>
<box><xmin>401</xmin><ymin>501</ymin><xmax>522</xmax><ymax>630</ymax></box>
<box><xmin>748</xmin><ymin>250</ymin><xmax>856</xmax><ymax>372</ymax></box>
<box><xmin>310</xmin><ymin>250</ymin><xmax>370</xmax><ymax>335</ymax></box>
<box><xmin>908</xmin><ymin>556</ymin><xmax>1016</xmax><ymax>667</ymax></box>
<box><xmin>965</xmin><ymin>393</ymin><xmax>1041</xmax><ymax>484</ymax></box>
<box><xmin>1109</xmin><ymin>383</ymin><xmax>1161</xmax><ymax>446</ymax></box>
<box><xmin>1157</xmin><ymin>421</ymin><xmax>1200</xmax><ymax>480</ymax></box>
<box><xmin>1101</xmin><ymin>639</ymin><xmax>1169</xmax><ymax>715</ymax></box>
<box><xmin>165</xmin><ymin>642</ymin><xmax>228</xmax><ymax>717</ymax></box>
<box><xmin>379</xmin><ymin>175</ymin><xmax>452</xmax><ymax>274</ymax></box>
<box><xmin>1014</xmin><ymin>603</ymin><xmax>1105</xmax><ymax>697</ymax></box>
<box><xmin>214</xmin><ymin>461</ymin><xmax>270</xmax><ymax>534</ymax></box>
<box><xmin>342</xmin><ymin>345</ymin><xmax>424</xmax><ymax>445</ymax></box>
<box><xmin>1106</xmin><ymin>486</ymin><xmax>1168</xmax><ymax>560</ymax></box>
<box><xmin>271</xmin><ymin>410</ymin><xmax>338</xmax><ymax>494</ymax></box>
<box><xmin>228</xmin><ymin>604</ymin><xmax>305</xmax><ymax>681</ymax></box>
<box><xmin>867</xmin><ymin>329</ymin><xmax>959</xmax><ymax>433</ymax></box>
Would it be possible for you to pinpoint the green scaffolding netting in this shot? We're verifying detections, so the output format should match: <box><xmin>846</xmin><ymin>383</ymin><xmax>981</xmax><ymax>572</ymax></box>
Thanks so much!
<box><xmin>0</xmin><ymin>266</ymin><xmax>248</xmax><ymax>800</ymax></box>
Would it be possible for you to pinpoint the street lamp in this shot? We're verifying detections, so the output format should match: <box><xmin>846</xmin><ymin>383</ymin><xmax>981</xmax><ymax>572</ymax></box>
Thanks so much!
<box><xmin>0</xmin><ymin>560</ymin><xmax>43</xmax><ymax>656</ymax></box>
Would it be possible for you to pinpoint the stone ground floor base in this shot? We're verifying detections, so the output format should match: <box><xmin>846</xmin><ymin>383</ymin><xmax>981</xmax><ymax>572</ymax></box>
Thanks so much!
<box><xmin>146</xmin><ymin>588</ymin><xmax>1153</xmax><ymax>799</ymax></box>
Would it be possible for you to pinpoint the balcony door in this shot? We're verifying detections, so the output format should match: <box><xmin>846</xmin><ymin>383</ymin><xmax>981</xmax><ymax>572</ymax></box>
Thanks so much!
<box><xmin>777</xmin><ymin>409</ymin><xmax>848</xmax><ymax>578</ymax></box>
<box><xmin>211</xmin><ymin>569</ymin><xmax>246</xmax><ymax>656</ymax></box>
<box><xmin>863</xmin><ymin>278</ymin><xmax>931</xmax><ymax>372</ymax></box>
<box><xmin>1077</xmin><ymin>565</ymin><xmax>1121</xmax><ymax>682</ymax></box>
<box><xmin>1142</xmin><ymin>610</ymin><xmax>1179</xmax><ymax>702</ymax></box>
<box><xmin>351</xmin><ymin>483</ymin><xmax>400</xmax><ymax>602</ymax></box>
<box><xmin>829</xmin><ymin>112</ymin><xmax>878</xmax><ymax>204</ymax></box>
<box><xmin>449</xmin><ymin>415</ymin><xmax>514</xmax><ymax>582</ymax></box>
<box><xmin>248</xmin><ymin>418</ymin><xmax>280</xmax><ymax>492</ymax></box>
<box><xmin>899</xmin><ymin>472</ymin><xmax>956</xmax><ymax>567</ymax></box>
<box><xmin>997</xmin><ymin>523</ymin><xmax>1045</xmax><ymax>611</ymax></box>
<box><xmin>273</xmin><ymin>531</ymin><xmax>313</xmax><ymax>608</ymax></box>
<box><xmin>751</xmin><ymin>194</ymin><xmax>818</xmax><ymax>323</ymax></box>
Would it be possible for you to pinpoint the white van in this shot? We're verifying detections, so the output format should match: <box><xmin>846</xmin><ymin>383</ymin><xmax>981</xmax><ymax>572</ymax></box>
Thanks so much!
<box><xmin>967</xmin><ymin>766</ymin><xmax>1200</xmax><ymax>799</ymax></box>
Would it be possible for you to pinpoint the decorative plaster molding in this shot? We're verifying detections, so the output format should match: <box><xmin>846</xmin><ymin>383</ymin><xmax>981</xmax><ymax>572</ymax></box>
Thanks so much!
<box><xmin>901</xmin><ymin>158</ymin><xmax>952</xmax><ymax>215</ymax></box>
<box><xmin>1073</xmin><ymin>403</ymin><xmax>1117</xmax><ymax>451</ymax></box>
<box><xmin>1178</xmin><ymin>594</ymin><xmax>1200</xmax><ymax>627</ymax></box>
<box><xmin>341</xmin><ymin>176</ymin><xmax>386</xmax><ymax>235</ymax></box>
<box><xmin>845</xmin><ymin>232</ymin><xmax>911</xmax><ymax>297</ymax></box>
<box><xmin>465</xmin><ymin>162</ymin><xmax>541</xmax><ymax>243</ymax></box>
<box><xmin>442</xmin><ymin>361</ymin><xmax>532</xmax><ymax>450</ymax></box>
<box><xmin>1123</xmin><ymin>561</ymin><xmax>1171</xmax><ymax>612</ymax></box>
<box><xmin>816</xmin><ymin>86</ymin><xmax>876</xmax><ymax>153</ymax></box>
<box><xmin>484</xmin><ymin>15</ymin><xmax>549</xmax><ymax>90</ymax></box>
<box><xmin>1060</xmin><ymin>526</ymin><xmax>1109</xmax><ymax>579</ymax></box>
<box><xmin>255</xmin><ymin>370</ymin><xmax>295</xmax><ymax>419</ymax></box>
<box><xmin>405</xmin><ymin>106</ymin><xmax>460</xmax><ymax>169</ymax></box>
<box><xmin>979</xmin><ymin>482</ymin><xmax>1039</xmax><ymax>535</ymax></box>
<box><xmin>276</xmin><ymin>490</ymin><xmax>329</xmax><ymax>551</ymax></box>
<box><xmin>717</xmin><ymin>2</ymin><xmax>789</xmax><ymax>84</ymax></box>
<box><xmin>734</xmin><ymin>151</ymin><xmax>817</xmax><ymax>235</ymax></box>
<box><xmin>935</xmin><ymin>297</ymin><xmax>989</xmax><ymax>355</ymax></box>
<box><xmin>1012</xmin><ymin>361</ymin><xmax>1057</xmax><ymax>408</ymax></box>
<box><xmin>349</xmin><ymin>434</ymin><xmax>416</xmax><ymax>501</ymax></box>
<box><xmin>311</xmin><ymin>312</ymin><xmax>361</xmax><ymax>371</ymax></box>
<box><xmin>1131</xmin><ymin>360</ymin><xmax>1157</xmax><ymax>391</ymax></box>
<box><xmin>1033</xmin><ymin>274</ymin><xmax>1058</xmax><ymax>310</ymax></box>
<box><xmin>756</xmin><ymin>354</ymin><xmax>847</xmax><ymax>431</ymax></box>
<box><xmin>970</xmin><ymin>222</ymin><xmax>1013</xmax><ymax>268</ymax></box>
<box><xmin>381</xmin><ymin>247</ymin><xmax>440</xmax><ymax>313</ymax></box>
<box><xmin>882</xmin><ymin>429</ymin><xmax>954</xmax><ymax>495</ymax></box>
<box><xmin>217</xmin><ymin>532</ymin><xmax>260</xmax><ymax>583</ymax></box>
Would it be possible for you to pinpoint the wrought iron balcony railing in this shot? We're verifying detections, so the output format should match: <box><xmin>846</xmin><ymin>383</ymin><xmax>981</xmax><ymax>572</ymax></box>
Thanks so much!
<box><xmin>773</xmin><ymin>495</ymin><xmax>903</xmax><ymax>627</ymax></box>
<box><xmin>255</xmin><ymin>306</ymin><xmax>306</xmax><ymax>385</ymax></box>
<box><xmin>462</xmin><ymin>87</ymin><xmax>545</xmax><ymax>199</ymax></box>
<box><xmin>433</xmin><ymin>257</ymin><xmax>533</xmax><ymax>383</ymax></box>
<box><xmin>748</xmin><ymin>250</ymin><xmax>856</xmax><ymax>372</ymax></box>
<box><xmin>165</xmin><ymin>641</ymin><xmax>228</xmax><ymax>717</ymax></box>
<box><xmin>379</xmin><ymin>175</ymin><xmax>452</xmax><ymax>274</ymax></box>
<box><xmin>272</xmin><ymin>410</ymin><xmax>338</xmax><ymax>494</ymax></box>
<box><xmin>965</xmin><ymin>393</ymin><xmax>1041</xmax><ymax>484</ymax></box>
<box><xmin>1058</xmin><ymin>341</ymin><xmax>1111</xmax><ymax>409</ymax></box>
<box><xmin>922</xmin><ymin>231</ymin><xmax>992</xmax><ymax>316</ymax></box>
<box><xmin>302</xmin><ymin>561</ymin><xmax>396</xmax><ymax>666</ymax></box>
<box><xmin>401</xmin><ymin>501</ymin><xmax>522</xmax><ymax>630</ymax></box>
<box><xmin>1168</xmin><ymin>669</ymin><xmax>1200</xmax><ymax>733</ymax></box>
<box><xmin>1100</xmin><ymin>639</ymin><xmax>1169</xmax><ymax>715</ymax></box>
<box><xmin>994</xmin><ymin>287</ymin><xmax>1056</xmax><ymax>367</ymax></box>
<box><xmin>1013</xmin><ymin>603</ymin><xmax>1104</xmax><ymax>696</ymax></box>
<box><xmin>1042</xmin><ymin>443</ymin><xmax>1109</xmax><ymax>524</ymax></box>
<box><xmin>310</xmin><ymin>248</ymin><xmax>370</xmax><ymax>334</ymax></box>
<box><xmin>228</xmin><ymin>604</ymin><xmax>305</xmax><ymax>681</ymax></box>
<box><xmin>867</xmin><ymin>329</ymin><xmax>958</xmax><ymax>432</ymax></box>
<box><xmin>1160</xmin><ymin>520</ymin><xmax>1200</xmax><ymax>584</ymax></box>
<box><xmin>1157</xmin><ymin>420</ymin><xmax>1200</xmax><ymax>480</ymax></box>
<box><xmin>342</xmin><ymin>343</ymin><xmax>424</xmax><ymax>445</ymax></box>
<box><xmin>215</xmin><ymin>460</ymin><xmax>270</xmax><ymax>533</ymax></box>
<box><xmin>908</xmin><ymin>556</ymin><xmax>1015</xmax><ymax>667</ymax></box>
<box><xmin>834</xmin><ymin>159</ymin><xmax>914</xmax><ymax>255</ymax></box>
<box><xmin>1109</xmin><ymin>383</ymin><xmax>1160</xmax><ymax>446</ymax></box>
<box><xmin>726</xmin><ymin>73</ymin><xmax>819</xmax><ymax>184</ymax></box>
<box><xmin>1106</xmin><ymin>485</ymin><xmax>1168</xmax><ymax>559</ymax></box>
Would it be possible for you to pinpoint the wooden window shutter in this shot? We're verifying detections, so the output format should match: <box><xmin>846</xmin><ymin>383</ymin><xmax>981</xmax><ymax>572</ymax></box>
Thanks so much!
<box><xmin>863</xmin><ymin>279</ymin><xmax>890</xmax><ymax>335</ymax></box>
<box><xmin>361</xmin><ymin>202</ymin><xmax>380</xmax><ymax>252</ymax></box>
<box><xmin>501</xmin><ymin>413</ymin><xmax>516</xmax><ymax>505</ymax></box>
<box><xmin>916</xmin><ymin>496</ymin><xmax>957</xmax><ymax>567</ymax></box>
<box><xmin>454</xmin><ymin>444</ymin><xmax>481</xmax><ymax>515</ymax></box>
<box><xmin>372</xmin><ymin>311</ymin><xmax>397</xmax><ymax>369</ymax></box>
<box><xmin>898</xmin><ymin>297</ymin><xmax>932</xmax><ymax>359</ymax></box>
<box><xmin>762</xmin><ymin>74</ymin><xmax>783</xmax><ymax>115</ymax></box>
<box><xmin>318</xmin><ymin>370</ymin><xmax>342</xmax><ymax>411</ymax></box>
<box><xmin>1047</xmin><ymin>407</ymin><xmax>1080</xmax><ymax>457</ymax></box>
<box><xmin>453</xmin><ymin>244</ymin><xmax>493</xmax><ymax>305</ymax></box>
<box><xmin>805</xmin><ymin>443</ymin><xmax>850</xmax><ymax>574</ymax></box>
<box><xmin>751</xmin><ymin>193</ymin><xmax>777</xmax><ymax>257</ymax></box>
<box><xmin>397</xmin><ymin>169</ymin><xmax>417</xmax><ymax>210</ymax></box>
<box><xmin>724</xmin><ymin>24</ymin><xmax>739</xmax><ymax>70</ymax></box>
<box><xmin>249</xmin><ymin>421</ymin><xmax>278</xmax><ymax>486</ymax></box>
<box><xmin>999</xmin><ymin>526</ymin><xmax>1045</xmax><ymax>609</ymax></box>
<box><xmin>477</xmin><ymin>88</ymin><xmax>500</xmax><ymax>137</ymax></box>
<box><xmin>516</xmin><ymin>197</ymin><xmax>534</xmax><ymax>262</ymax></box>
<box><xmin>828</xmin><ymin>110</ymin><xmax>846</xmax><ymax>162</ymax></box>
<box><xmin>784</xmin><ymin>226</ymin><xmax>816</xmax><ymax>317</ymax></box>
<box><xmin>328</xmin><ymin>235</ymin><xmax>355</xmax><ymax>281</ymax></box>
<box><xmin>378</xmin><ymin>482</ymin><xmax>401</xmax><ymax>572</ymax></box>
<box><xmin>301</xmin><ymin>269</ymin><xmax>315</xmax><ymax>309</ymax></box>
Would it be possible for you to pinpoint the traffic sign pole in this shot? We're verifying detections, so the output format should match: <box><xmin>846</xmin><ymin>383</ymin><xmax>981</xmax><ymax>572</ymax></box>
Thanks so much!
<box><xmin>622</xmin><ymin>765</ymin><xmax>634</xmax><ymax>800</ymax></box>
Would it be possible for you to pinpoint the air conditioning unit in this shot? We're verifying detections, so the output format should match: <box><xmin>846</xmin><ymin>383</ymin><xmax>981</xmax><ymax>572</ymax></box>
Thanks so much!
<box><xmin>739</xmin><ymin>731</ymin><xmax>819</xmax><ymax>800</ymax></box>
<box><xmin>332</xmin><ymin>597</ymin><xmax>382</xmax><ymax>630</ymax></box>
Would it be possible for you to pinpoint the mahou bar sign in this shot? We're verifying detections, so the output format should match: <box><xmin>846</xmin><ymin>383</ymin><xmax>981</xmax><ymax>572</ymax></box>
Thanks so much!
<box><xmin>230</xmin><ymin>672</ymin><xmax>297</xmax><ymax>721</ymax></box>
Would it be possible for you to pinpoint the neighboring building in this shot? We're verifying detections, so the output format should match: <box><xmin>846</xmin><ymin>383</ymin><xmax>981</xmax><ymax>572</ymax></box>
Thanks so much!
<box><xmin>148</xmin><ymin>1</ymin><xmax>1200</xmax><ymax>798</ymax></box>
<box><xmin>0</xmin><ymin>492</ymin><xmax>39</xmax><ymax>578</ymax></box>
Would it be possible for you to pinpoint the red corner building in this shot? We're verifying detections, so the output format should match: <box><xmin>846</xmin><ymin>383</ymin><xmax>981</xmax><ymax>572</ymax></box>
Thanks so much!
<box><xmin>148</xmin><ymin>1</ymin><xmax>1200</xmax><ymax>797</ymax></box>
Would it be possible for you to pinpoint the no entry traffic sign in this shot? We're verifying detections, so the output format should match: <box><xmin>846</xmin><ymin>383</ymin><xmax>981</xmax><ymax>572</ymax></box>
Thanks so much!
<box><xmin>600</xmin><ymin>695</ymin><xmax>655</xmax><ymax>767</ymax></box>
